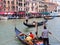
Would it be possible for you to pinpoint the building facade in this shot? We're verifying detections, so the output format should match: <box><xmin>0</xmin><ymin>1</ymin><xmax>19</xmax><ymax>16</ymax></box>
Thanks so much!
<box><xmin>0</xmin><ymin>0</ymin><xmax>3</xmax><ymax>12</ymax></box>
<box><xmin>2</xmin><ymin>0</ymin><xmax>18</xmax><ymax>12</ymax></box>
<box><xmin>43</xmin><ymin>0</ymin><xmax>50</xmax><ymax>2</ymax></box>
<box><xmin>25</xmin><ymin>0</ymin><xmax>57</xmax><ymax>13</ymax></box>
<box><xmin>25</xmin><ymin>1</ymin><xmax>38</xmax><ymax>13</ymax></box>
<box><xmin>0</xmin><ymin>0</ymin><xmax>58</xmax><ymax>13</ymax></box>
<box><xmin>18</xmin><ymin>0</ymin><xmax>25</xmax><ymax>11</ymax></box>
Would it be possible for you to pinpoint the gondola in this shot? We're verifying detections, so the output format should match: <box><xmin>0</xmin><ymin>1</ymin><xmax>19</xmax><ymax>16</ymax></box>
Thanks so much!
<box><xmin>15</xmin><ymin>27</ymin><xmax>44</xmax><ymax>45</ymax></box>
<box><xmin>44</xmin><ymin>16</ymin><xmax>54</xmax><ymax>20</ymax></box>
<box><xmin>23</xmin><ymin>20</ymin><xmax>47</xmax><ymax>27</ymax></box>
<box><xmin>15</xmin><ymin>27</ymin><xmax>35</xmax><ymax>45</ymax></box>
<box><xmin>15</xmin><ymin>27</ymin><xmax>30</xmax><ymax>45</ymax></box>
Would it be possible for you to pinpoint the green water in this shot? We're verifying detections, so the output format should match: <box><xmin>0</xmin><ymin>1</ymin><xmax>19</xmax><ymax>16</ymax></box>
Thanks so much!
<box><xmin>0</xmin><ymin>18</ymin><xmax>60</xmax><ymax>45</ymax></box>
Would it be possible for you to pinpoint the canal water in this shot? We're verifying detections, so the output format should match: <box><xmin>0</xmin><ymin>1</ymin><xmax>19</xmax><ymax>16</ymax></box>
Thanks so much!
<box><xmin>0</xmin><ymin>17</ymin><xmax>60</xmax><ymax>45</ymax></box>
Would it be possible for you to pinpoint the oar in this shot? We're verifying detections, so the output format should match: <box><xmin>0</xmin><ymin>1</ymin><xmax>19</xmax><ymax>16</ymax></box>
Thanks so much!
<box><xmin>35</xmin><ymin>22</ymin><xmax>38</xmax><ymax>39</ymax></box>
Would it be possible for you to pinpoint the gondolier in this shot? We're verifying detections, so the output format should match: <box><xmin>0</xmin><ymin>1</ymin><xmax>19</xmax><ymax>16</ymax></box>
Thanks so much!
<box><xmin>23</xmin><ymin>20</ymin><xmax>47</xmax><ymax>28</ymax></box>
<box><xmin>25</xmin><ymin>16</ymin><xmax>29</xmax><ymax>23</ymax></box>
<box><xmin>41</xmin><ymin>25</ymin><xmax>52</xmax><ymax>45</ymax></box>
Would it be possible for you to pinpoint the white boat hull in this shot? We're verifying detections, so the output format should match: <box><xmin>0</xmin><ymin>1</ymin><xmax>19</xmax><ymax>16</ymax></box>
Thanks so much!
<box><xmin>0</xmin><ymin>16</ymin><xmax>8</xmax><ymax>20</ymax></box>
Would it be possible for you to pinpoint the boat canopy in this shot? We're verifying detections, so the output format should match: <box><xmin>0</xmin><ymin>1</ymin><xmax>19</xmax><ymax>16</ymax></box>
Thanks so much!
<box><xmin>0</xmin><ymin>12</ymin><xmax>5</xmax><ymax>14</ymax></box>
<box><xmin>41</xmin><ymin>12</ymin><xmax>50</xmax><ymax>15</ymax></box>
<box><xmin>18</xmin><ymin>11</ymin><xmax>25</xmax><ymax>15</ymax></box>
<box><xmin>0</xmin><ymin>12</ymin><xmax>14</xmax><ymax>15</ymax></box>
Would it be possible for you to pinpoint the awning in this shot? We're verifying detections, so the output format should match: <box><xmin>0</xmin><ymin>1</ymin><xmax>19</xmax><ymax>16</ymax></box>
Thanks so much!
<box><xmin>8</xmin><ymin>12</ymin><xmax>14</xmax><ymax>15</ymax></box>
<box><xmin>4</xmin><ymin>12</ymin><xmax>8</xmax><ymax>14</ymax></box>
<box><xmin>0</xmin><ymin>0</ymin><xmax>2</xmax><ymax>2</ymax></box>
<box><xmin>0</xmin><ymin>12</ymin><xmax>5</xmax><ymax>14</ymax></box>
<box><xmin>0</xmin><ymin>5</ymin><xmax>2</xmax><ymax>8</ymax></box>
<box><xmin>18</xmin><ymin>11</ymin><xmax>25</xmax><ymax>15</ymax></box>
<box><xmin>0</xmin><ymin>12</ymin><xmax>14</xmax><ymax>15</ymax></box>
<box><xmin>41</xmin><ymin>12</ymin><xmax>50</xmax><ymax>15</ymax></box>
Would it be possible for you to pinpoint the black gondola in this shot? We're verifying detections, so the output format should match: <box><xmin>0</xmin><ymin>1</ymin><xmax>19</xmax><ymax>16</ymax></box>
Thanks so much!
<box><xmin>23</xmin><ymin>20</ymin><xmax>47</xmax><ymax>27</ymax></box>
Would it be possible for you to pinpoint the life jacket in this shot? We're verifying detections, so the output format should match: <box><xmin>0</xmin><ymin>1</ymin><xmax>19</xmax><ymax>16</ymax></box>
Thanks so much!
<box><xmin>29</xmin><ymin>34</ymin><xmax>34</xmax><ymax>39</ymax></box>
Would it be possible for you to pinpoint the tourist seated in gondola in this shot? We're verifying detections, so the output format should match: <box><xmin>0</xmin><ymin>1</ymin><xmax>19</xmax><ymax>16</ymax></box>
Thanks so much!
<box><xmin>18</xmin><ymin>33</ymin><xmax>26</xmax><ymax>40</ymax></box>
<box><xmin>32</xmin><ymin>21</ymin><xmax>36</xmax><ymax>24</ymax></box>
<box><xmin>34</xmin><ymin>37</ymin><xmax>44</xmax><ymax>45</ymax></box>
<box><xmin>29</xmin><ymin>32</ymin><xmax>35</xmax><ymax>39</ymax></box>
<box><xmin>32</xmin><ymin>21</ymin><xmax>37</xmax><ymax>25</ymax></box>
<box><xmin>25</xmin><ymin>35</ymin><xmax>33</xmax><ymax>45</ymax></box>
<box><xmin>24</xmin><ymin>32</ymin><xmax>35</xmax><ymax>45</ymax></box>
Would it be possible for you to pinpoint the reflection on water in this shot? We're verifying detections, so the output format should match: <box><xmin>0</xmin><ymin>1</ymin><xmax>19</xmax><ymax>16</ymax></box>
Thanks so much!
<box><xmin>0</xmin><ymin>18</ymin><xmax>60</xmax><ymax>45</ymax></box>
<box><xmin>23</xmin><ymin>27</ymin><xmax>30</xmax><ymax>32</ymax></box>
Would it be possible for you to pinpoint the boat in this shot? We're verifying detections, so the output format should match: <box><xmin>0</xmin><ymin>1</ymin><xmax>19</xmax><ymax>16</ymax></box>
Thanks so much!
<box><xmin>0</xmin><ymin>16</ymin><xmax>8</xmax><ymax>20</ymax></box>
<box><xmin>23</xmin><ymin>20</ymin><xmax>47</xmax><ymax>27</ymax></box>
<box><xmin>44</xmin><ymin>16</ymin><xmax>54</xmax><ymax>20</ymax></box>
<box><xmin>15</xmin><ymin>27</ymin><xmax>30</xmax><ymax>45</ymax></box>
<box><xmin>15</xmin><ymin>27</ymin><xmax>44</xmax><ymax>45</ymax></box>
<box><xmin>8</xmin><ymin>16</ymin><xmax>20</xmax><ymax>19</ymax></box>
<box><xmin>15</xmin><ymin>27</ymin><xmax>35</xmax><ymax>45</ymax></box>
